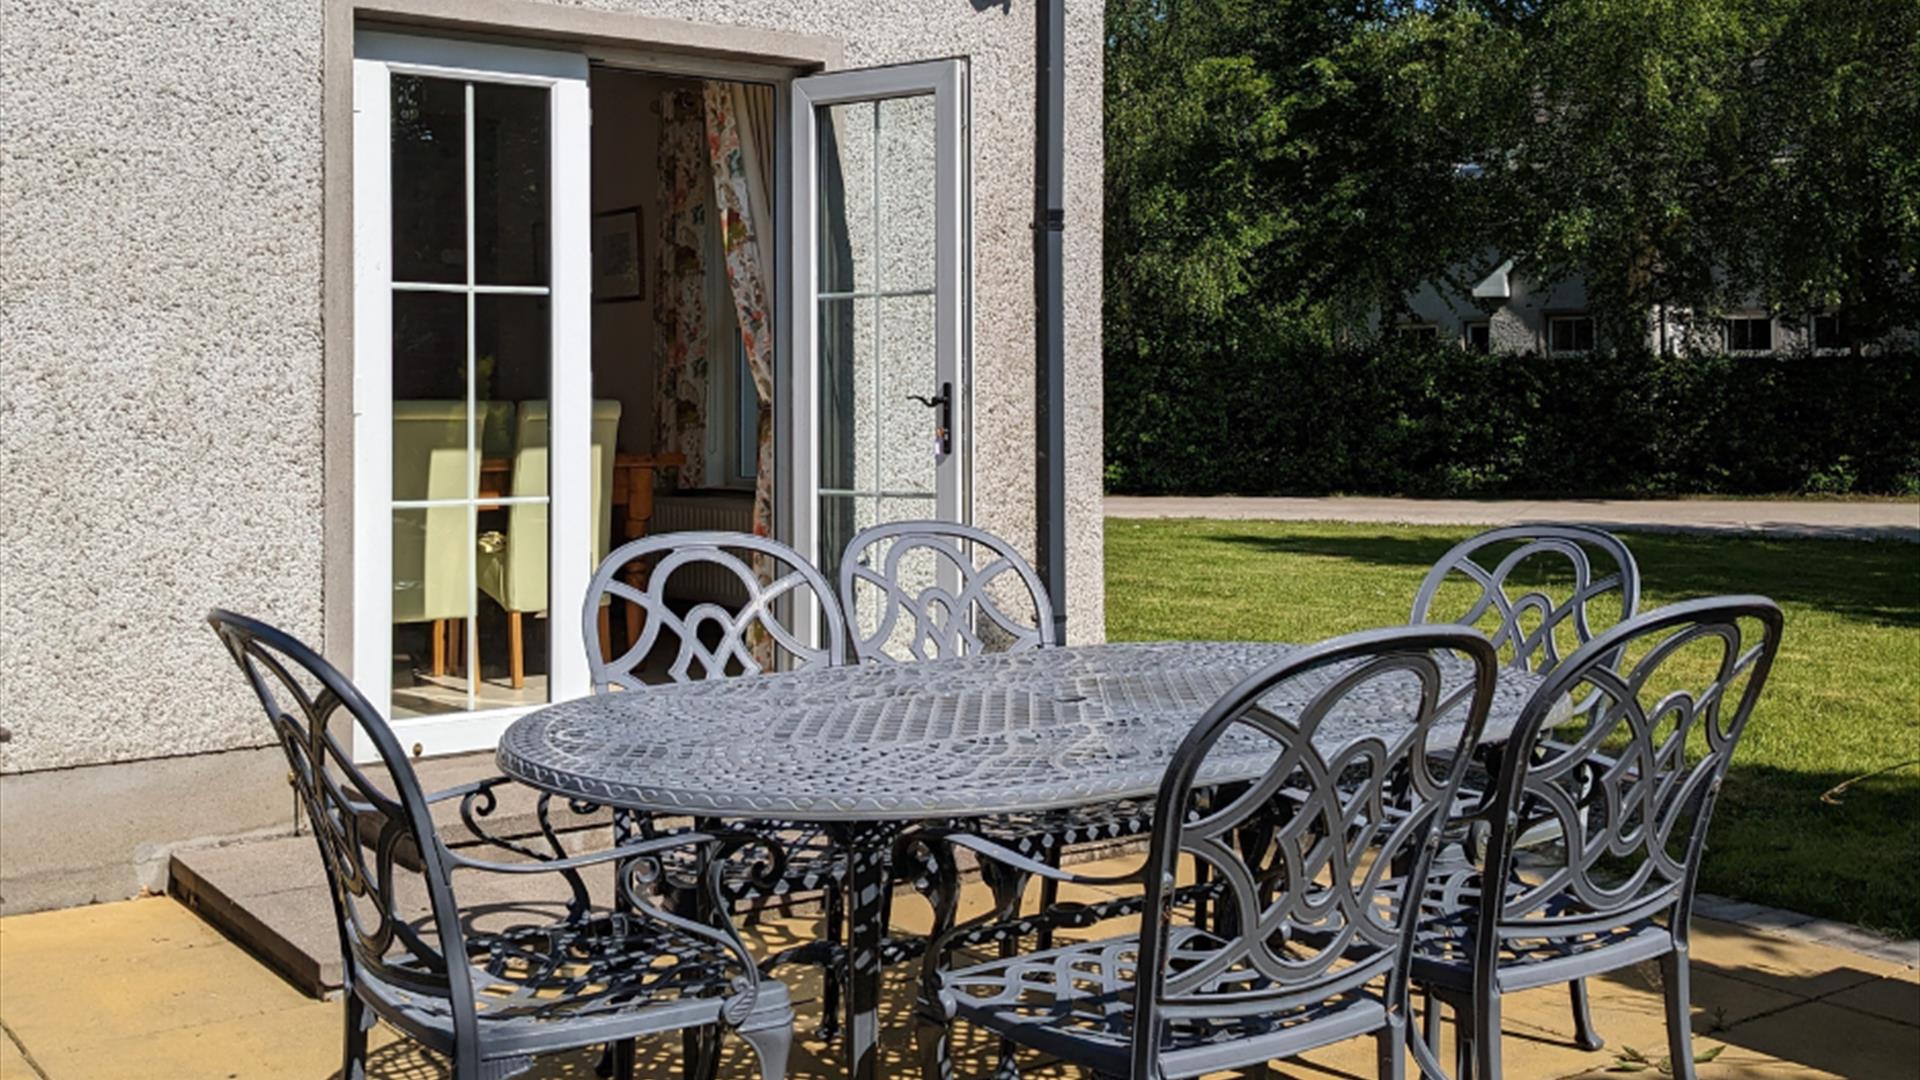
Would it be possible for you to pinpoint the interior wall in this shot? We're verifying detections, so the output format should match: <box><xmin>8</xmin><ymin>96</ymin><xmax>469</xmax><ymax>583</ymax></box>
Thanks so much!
<box><xmin>590</xmin><ymin>68</ymin><xmax>687</xmax><ymax>455</ymax></box>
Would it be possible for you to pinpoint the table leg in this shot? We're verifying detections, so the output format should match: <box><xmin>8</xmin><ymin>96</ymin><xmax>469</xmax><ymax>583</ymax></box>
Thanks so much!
<box><xmin>835</xmin><ymin>821</ymin><xmax>896</xmax><ymax>1080</ymax></box>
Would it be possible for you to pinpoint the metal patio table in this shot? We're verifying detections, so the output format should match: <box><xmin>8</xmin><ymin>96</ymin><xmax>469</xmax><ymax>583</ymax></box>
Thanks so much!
<box><xmin>496</xmin><ymin>640</ymin><xmax>1548</xmax><ymax>1079</ymax></box>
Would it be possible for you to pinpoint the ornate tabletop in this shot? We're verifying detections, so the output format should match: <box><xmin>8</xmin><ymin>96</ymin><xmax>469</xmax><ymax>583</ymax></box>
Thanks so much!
<box><xmin>497</xmin><ymin>641</ymin><xmax>1545</xmax><ymax>821</ymax></box>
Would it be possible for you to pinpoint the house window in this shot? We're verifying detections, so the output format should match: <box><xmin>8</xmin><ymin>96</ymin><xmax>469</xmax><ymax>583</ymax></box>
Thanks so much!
<box><xmin>1723</xmin><ymin>315</ymin><xmax>1773</xmax><ymax>353</ymax></box>
<box><xmin>1465</xmin><ymin>321</ymin><xmax>1491</xmax><ymax>354</ymax></box>
<box><xmin>1395</xmin><ymin>323</ymin><xmax>1440</xmax><ymax>341</ymax></box>
<box><xmin>1813</xmin><ymin>313</ymin><xmax>1850</xmax><ymax>351</ymax></box>
<box><xmin>1548</xmin><ymin>315</ymin><xmax>1594</xmax><ymax>355</ymax></box>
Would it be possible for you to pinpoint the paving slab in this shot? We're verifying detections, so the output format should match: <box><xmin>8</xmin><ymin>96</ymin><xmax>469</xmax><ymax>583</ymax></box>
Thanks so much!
<box><xmin>1719</xmin><ymin>999</ymin><xmax>1920</xmax><ymax>1078</ymax></box>
<box><xmin>1105</xmin><ymin>495</ymin><xmax>1920</xmax><ymax>542</ymax></box>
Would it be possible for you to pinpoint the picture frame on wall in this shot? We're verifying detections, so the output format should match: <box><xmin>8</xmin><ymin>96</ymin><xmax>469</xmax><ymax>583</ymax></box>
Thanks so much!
<box><xmin>592</xmin><ymin>207</ymin><xmax>644</xmax><ymax>302</ymax></box>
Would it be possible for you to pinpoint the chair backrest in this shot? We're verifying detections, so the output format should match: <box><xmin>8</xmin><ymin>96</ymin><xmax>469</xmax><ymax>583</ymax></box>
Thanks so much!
<box><xmin>490</xmin><ymin>399</ymin><xmax>622</xmax><ymax>613</ymax></box>
<box><xmin>206</xmin><ymin>610</ymin><xmax>473</xmax><ymax>1015</ymax></box>
<box><xmin>838</xmin><ymin>520</ymin><xmax>1054</xmax><ymax>662</ymax></box>
<box><xmin>1411</xmin><ymin>525</ymin><xmax>1640</xmax><ymax>676</ymax></box>
<box><xmin>583</xmin><ymin>530</ymin><xmax>845</xmax><ymax>691</ymax></box>
<box><xmin>1474</xmin><ymin>596</ymin><xmax>1782</xmax><ymax>947</ymax></box>
<box><xmin>391</xmin><ymin>400</ymin><xmax>481</xmax><ymax>624</ymax></box>
<box><xmin>1128</xmin><ymin>626</ymin><xmax>1498</xmax><ymax>1075</ymax></box>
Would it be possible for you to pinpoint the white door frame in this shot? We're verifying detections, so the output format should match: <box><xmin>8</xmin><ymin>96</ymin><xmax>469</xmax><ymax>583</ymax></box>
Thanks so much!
<box><xmin>785</xmin><ymin>60</ymin><xmax>970</xmax><ymax>577</ymax></box>
<box><xmin>351</xmin><ymin>30</ymin><xmax>592</xmax><ymax>759</ymax></box>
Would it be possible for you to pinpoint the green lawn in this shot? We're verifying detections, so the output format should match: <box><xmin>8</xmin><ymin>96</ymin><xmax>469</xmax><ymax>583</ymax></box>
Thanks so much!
<box><xmin>1105</xmin><ymin>518</ymin><xmax>1920</xmax><ymax>937</ymax></box>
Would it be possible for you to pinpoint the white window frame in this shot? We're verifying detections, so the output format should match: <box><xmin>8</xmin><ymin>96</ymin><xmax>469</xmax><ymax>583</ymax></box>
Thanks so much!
<box><xmin>1723</xmin><ymin>313</ymin><xmax>1774</xmax><ymax>354</ymax></box>
<box><xmin>1548</xmin><ymin>314</ymin><xmax>1595</xmax><ymax>356</ymax></box>
<box><xmin>351</xmin><ymin>31</ymin><xmax>593</xmax><ymax>759</ymax></box>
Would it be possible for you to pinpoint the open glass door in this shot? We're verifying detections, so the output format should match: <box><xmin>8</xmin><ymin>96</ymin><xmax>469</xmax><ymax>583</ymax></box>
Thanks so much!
<box><xmin>787</xmin><ymin>61</ymin><xmax>969</xmax><ymax>584</ymax></box>
<box><xmin>351</xmin><ymin>32</ymin><xmax>592</xmax><ymax>758</ymax></box>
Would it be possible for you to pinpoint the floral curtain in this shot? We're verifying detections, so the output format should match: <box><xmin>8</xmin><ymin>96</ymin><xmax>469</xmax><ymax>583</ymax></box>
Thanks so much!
<box><xmin>702</xmin><ymin>82</ymin><xmax>777</xmax><ymax>543</ymax></box>
<box><xmin>653</xmin><ymin>88</ymin><xmax>709</xmax><ymax>488</ymax></box>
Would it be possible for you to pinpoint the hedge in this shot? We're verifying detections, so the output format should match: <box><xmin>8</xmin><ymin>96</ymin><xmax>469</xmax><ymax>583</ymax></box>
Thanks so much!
<box><xmin>1103</xmin><ymin>344</ymin><xmax>1920</xmax><ymax>497</ymax></box>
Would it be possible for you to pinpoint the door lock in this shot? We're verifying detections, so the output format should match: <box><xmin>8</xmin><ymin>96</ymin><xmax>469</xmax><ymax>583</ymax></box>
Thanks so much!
<box><xmin>907</xmin><ymin>382</ymin><xmax>953</xmax><ymax>456</ymax></box>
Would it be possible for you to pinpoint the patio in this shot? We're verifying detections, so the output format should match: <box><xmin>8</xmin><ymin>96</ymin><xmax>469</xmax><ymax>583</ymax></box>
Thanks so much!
<box><xmin>1</xmin><ymin>873</ymin><xmax>1913</xmax><ymax>1080</ymax></box>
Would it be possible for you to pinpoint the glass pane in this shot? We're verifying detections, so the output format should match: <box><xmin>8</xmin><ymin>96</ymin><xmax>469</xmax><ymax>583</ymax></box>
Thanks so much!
<box><xmin>818</xmin><ymin>296</ymin><xmax>876</xmax><ymax>495</ymax></box>
<box><xmin>473</xmin><ymin>294</ymin><xmax>550</xmax><ymax>710</ymax></box>
<box><xmin>473</xmin><ymin>83</ymin><xmax>550</xmax><ymax>287</ymax></box>
<box><xmin>876</xmin><ymin>94</ymin><xmax>937</xmax><ymax>294</ymax></box>
<box><xmin>391</xmin><ymin>507</ymin><xmax>473</xmax><ymax>719</ymax></box>
<box><xmin>391</xmin><ymin>291</ymin><xmax>470</xmax><ymax>501</ymax></box>
<box><xmin>878</xmin><ymin>293</ymin><xmax>938</xmax><ymax>494</ymax></box>
<box><xmin>818</xmin><ymin>492</ymin><xmax>876</xmax><ymax>593</ymax></box>
<box><xmin>817</xmin><ymin>101</ymin><xmax>876</xmax><ymax>294</ymax></box>
<box><xmin>391</xmin><ymin>75</ymin><xmax>466</xmax><ymax>284</ymax></box>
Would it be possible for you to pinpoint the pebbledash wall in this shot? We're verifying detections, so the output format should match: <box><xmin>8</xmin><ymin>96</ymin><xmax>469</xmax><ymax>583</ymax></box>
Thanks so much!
<box><xmin>0</xmin><ymin>0</ymin><xmax>1106</xmax><ymax>913</ymax></box>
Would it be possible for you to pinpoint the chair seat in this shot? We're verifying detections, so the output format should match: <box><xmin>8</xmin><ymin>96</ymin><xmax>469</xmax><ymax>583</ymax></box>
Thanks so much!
<box><xmin>360</xmin><ymin>909</ymin><xmax>788</xmax><ymax>1062</ymax></box>
<box><xmin>1408</xmin><ymin>867</ymin><xmax>1675</xmax><ymax>994</ymax></box>
<box><xmin>938</xmin><ymin>928</ymin><xmax>1389</xmax><ymax>1079</ymax></box>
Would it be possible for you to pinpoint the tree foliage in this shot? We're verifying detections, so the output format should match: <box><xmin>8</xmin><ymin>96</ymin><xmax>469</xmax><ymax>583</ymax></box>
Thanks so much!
<box><xmin>1103</xmin><ymin>0</ymin><xmax>1920</xmax><ymax>494</ymax></box>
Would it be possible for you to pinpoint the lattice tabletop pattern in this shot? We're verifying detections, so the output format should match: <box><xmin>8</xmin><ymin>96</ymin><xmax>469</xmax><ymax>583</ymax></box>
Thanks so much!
<box><xmin>498</xmin><ymin>642</ymin><xmax>1546</xmax><ymax>821</ymax></box>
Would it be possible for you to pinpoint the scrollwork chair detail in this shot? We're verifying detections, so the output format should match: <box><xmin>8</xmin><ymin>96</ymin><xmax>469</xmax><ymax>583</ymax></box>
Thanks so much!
<box><xmin>838</xmin><ymin>520</ymin><xmax>1053</xmax><ymax>662</ymax></box>
<box><xmin>1409</xmin><ymin>596</ymin><xmax>1783</xmax><ymax>1080</ymax></box>
<box><xmin>206</xmin><ymin>610</ymin><xmax>793</xmax><ymax>1080</ymax></box>
<box><xmin>916</xmin><ymin>626</ymin><xmax>1499</xmax><ymax>1080</ymax></box>
<box><xmin>585</xmin><ymin>530</ymin><xmax>845</xmax><ymax>691</ymax></box>
<box><xmin>1411</xmin><ymin>525</ymin><xmax>1641</xmax><ymax>677</ymax></box>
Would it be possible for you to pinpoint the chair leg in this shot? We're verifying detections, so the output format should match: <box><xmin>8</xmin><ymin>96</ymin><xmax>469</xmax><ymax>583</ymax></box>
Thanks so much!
<box><xmin>1422</xmin><ymin>988</ymin><xmax>1441</xmax><ymax>1061</ymax></box>
<box><xmin>1570</xmin><ymin>977</ymin><xmax>1605</xmax><ymax>1051</ymax></box>
<box><xmin>430</xmin><ymin>619</ymin><xmax>446</xmax><ymax>677</ymax></box>
<box><xmin>916</xmin><ymin>994</ymin><xmax>953</xmax><ymax>1080</ymax></box>
<box><xmin>1663</xmin><ymin>949</ymin><xmax>1698</xmax><ymax>1080</ymax></box>
<box><xmin>341</xmin><ymin>993</ymin><xmax>370</xmax><ymax>1080</ymax></box>
<box><xmin>740</xmin><ymin>1018</ymin><xmax>793</xmax><ymax>1080</ymax></box>
<box><xmin>508</xmin><ymin>610</ymin><xmax>525</xmax><ymax>690</ymax></box>
<box><xmin>598</xmin><ymin>604</ymin><xmax>614</xmax><ymax>663</ymax></box>
<box><xmin>1473</xmin><ymin>991</ymin><xmax>1501</xmax><ymax>1080</ymax></box>
<box><xmin>817</xmin><ymin>881</ymin><xmax>844</xmax><ymax>1041</ymax></box>
<box><xmin>1378</xmin><ymin>1015</ymin><xmax>1407</xmax><ymax>1080</ymax></box>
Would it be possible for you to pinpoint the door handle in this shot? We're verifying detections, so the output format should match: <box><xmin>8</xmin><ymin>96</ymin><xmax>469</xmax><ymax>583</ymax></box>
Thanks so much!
<box><xmin>906</xmin><ymin>382</ymin><xmax>952</xmax><ymax>456</ymax></box>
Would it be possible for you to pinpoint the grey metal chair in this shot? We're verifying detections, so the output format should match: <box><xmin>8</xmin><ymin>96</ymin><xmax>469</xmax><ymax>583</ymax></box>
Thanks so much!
<box><xmin>839</xmin><ymin>521</ymin><xmax>1152</xmax><ymax>965</ymax></box>
<box><xmin>581</xmin><ymin>531</ymin><xmax>852</xmax><ymax>1035</ymax></box>
<box><xmin>1408</xmin><ymin>596</ymin><xmax>1783</xmax><ymax>1080</ymax></box>
<box><xmin>207</xmin><ymin>609</ymin><xmax>793</xmax><ymax>1080</ymax></box>
<box><xmin>914</xmin><ymin>625</ymin><xmax>1501</xmax><ymax>1080</ymax></box>
<box><xmin>838</xmin><ymin>519</ymin><xmax>1054</xmax><ymax>662</ymax></box>
<box><xmin>1411</xmin><ymin>524</ymin><xmax>1641</xmax><ymax>1049</ymax></box>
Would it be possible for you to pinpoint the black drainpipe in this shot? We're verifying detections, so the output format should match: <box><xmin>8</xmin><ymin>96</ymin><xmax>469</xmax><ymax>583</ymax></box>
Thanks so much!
<box><xmin>1034</xmin><ymin>0</ymin><xmax>1069</xmax><ymax>643</ymax></box>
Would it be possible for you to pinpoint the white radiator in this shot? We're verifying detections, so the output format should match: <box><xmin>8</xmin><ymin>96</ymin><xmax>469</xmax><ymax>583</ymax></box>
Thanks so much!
<box><xmin>649</xmin><ymin>491</ymin><xmax>755</xmax><ymax>606</ymax></box>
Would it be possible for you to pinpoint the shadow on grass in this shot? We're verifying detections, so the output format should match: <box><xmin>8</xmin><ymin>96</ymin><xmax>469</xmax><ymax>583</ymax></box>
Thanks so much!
<box><xmin>1205</xmin><ymin>529</ymin><xmax>1920</xmax><ymax>628</ymax></box>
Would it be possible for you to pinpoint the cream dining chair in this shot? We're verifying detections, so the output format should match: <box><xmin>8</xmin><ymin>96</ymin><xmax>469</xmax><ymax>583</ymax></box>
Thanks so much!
<box><xmin>392</xmin><ymin>400</ymin><xmax>482</xmax><ymax>678</ymax></box>
<box><xmin>477</xmin><ymin>399</ymin><xmax>621</xmax><ymax>689</ymax></box>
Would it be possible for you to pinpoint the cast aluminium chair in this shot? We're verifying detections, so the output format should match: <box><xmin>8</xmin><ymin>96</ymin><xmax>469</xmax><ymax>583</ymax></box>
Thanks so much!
<box><xmin>1409</xmin><ymin>596</ymin><xmax>1783</xmax><ymax>1080</ymax></box>
<box><xmin>207</xmin><ymin>609</ymin><xmax>793</xmax><ymax>1080</ymax></box>
<box><xmin>838</xmin><ymin>522</ymin><xmax>1155</xmax><ymax>953</ymax></box>
<box><xmin>914</xmin><ymin>625</ymin><xmax>1501</xmax><ymax>1080</ymax></box>
<box><xmin>1410</xmin><ymin>523</ymin><xmax>1641</xmax><ymax>1049</ymax></box>
<box><xmin>581</xmin><ymin>531</ymin><xmax>854</xmax><ymax>1029</ymax></box>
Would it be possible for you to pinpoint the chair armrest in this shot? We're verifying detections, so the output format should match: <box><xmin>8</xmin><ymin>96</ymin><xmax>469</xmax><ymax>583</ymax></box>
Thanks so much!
<box><xmin>908</xmin><ymin>826</ymin><xmax>1147</xmax><ymax>890</ymax></box>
